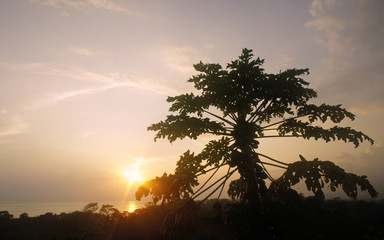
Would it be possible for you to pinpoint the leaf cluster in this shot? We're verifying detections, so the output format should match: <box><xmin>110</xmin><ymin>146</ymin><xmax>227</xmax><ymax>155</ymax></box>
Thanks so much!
<box><xmin>135</xmin><ymin>173</ymin><xmax>184</xmax><ymax>205</ymax></box>
<box><xmin>148</xmin><ymin>115</ymin><xmax>225</xmax><ymax>142</ymax></box>
<box><xmin>278</xmin><ymin>119</ymin><xmax>373</xmax><ymax>147</ymax></box>
<box><xmin>273</xmin><ymin>155</ymin><xmax>378</xmax><ymax>200</ymax></box>
<box><xmin>136</xmin><ymin>137</ymin><xmax>234</xmax><ymax>204</ymax></box>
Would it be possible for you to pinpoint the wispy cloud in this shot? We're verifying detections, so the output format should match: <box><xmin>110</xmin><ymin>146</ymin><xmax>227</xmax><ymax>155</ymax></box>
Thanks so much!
<box><xmin>0</xmin><ymin>61</ymin><xmax>176</xmax><ymax>92</ymax></box>
<box><xmin>162</xmin><ymin>46</ymin><xmax>210</xmax><ymax>75</ymax></box>
<box><xmin>0</xmin><ymin>110</ymin><xmax>28</xmax><ymax>143</ymax></box>
<box><xmin>66</xmin><ymin>46</ymin><xmax>99</xmax><ymax>56</ymax></box>
<box><xmin>28</xmin><ymin>82</ymin><xmax>126</xmax><ymax>110</ymax></box>
<box><xmin>1</xmin><ymin>61</ymin><xmax>177</xmax><ymax>110</ymax></box>
<box><xmin>87</xmin><ymin>0</ymin><xmax>131</xmax><ymax>14</ymax></box>
<box><xmin>0</xmin><ymin>62</ymin><xmax>114</xmax><ymax>83</ymax></box>
<box><xmin>29</xmin><ymin>0</ymin><xmax>138</xmax><ymax>15</ymax></box>
<box><xmin>306</xmin><ymin>0</ymin><xmax>384</xmax><ymax>112</ymax></box>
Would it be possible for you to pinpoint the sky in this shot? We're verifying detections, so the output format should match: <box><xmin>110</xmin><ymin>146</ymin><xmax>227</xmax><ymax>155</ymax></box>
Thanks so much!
<box><xmin>0</xmin><ymin>0</ymin><xmax>383</xmax><ymax>202</ymax></box>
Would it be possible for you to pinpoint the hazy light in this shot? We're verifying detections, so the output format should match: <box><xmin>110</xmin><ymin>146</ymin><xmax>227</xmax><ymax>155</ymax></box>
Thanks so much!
<box><xmin>126</xmin><ymin>202</ymin><xmax>138</xmax><ymax>213</ymax></box>
<box><xmin>122</xmin><ymin>168</ymin><xmax>143</xmax><ymax>183</ymax></box>
<box><xmin>121</xmin><ymin>158</ymin><xmax>145</xmax><ymax>185</ymax></box>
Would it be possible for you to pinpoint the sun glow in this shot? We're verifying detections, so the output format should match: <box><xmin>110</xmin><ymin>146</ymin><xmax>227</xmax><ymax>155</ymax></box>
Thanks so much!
<box><xmin>122</xmin><ymin>168</ymin><xmax>143</xmax><ymax>183</ymax></box>
<box><xmin>126</xmin><ymin>202</ymin><xmax>138</xmax><ymax>213</ymax></box>
<box><xmin>121</xmin><ymin>158</ymin><xmax>145</xmax><ymax>185</ymax></box>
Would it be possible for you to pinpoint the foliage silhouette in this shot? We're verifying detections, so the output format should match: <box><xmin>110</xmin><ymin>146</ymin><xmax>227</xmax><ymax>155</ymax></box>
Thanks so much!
<box><xmin>137</xmin><ymin>48</ymin><xmax>377</xmax><ymax>208</ymax></box>
<box><xmin>1</xmin><ymin>200</ymin><xmax>384</xmax><ymax>239</ymax></box>
<box><xmin>135</xmin><ymin>172</ymin><xmax>189</xmax><ymax>205</ymax></box>
<box><xmin>83</xmin><ymin>202</ymin><xmax>99</xmax><ymax>213</ymax></box>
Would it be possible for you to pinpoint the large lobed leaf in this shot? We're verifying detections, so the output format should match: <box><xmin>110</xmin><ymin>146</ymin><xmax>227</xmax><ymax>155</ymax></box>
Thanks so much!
<box><xmin>148</xmin><ymin>115</ymin><xmax>225</xmax><ymax>142</ymax></box>
<box><xmin>274</xmin><ymin>155</ymin><xmax>378</xmax><ymax>200</ymax></box>
<box><xmin>277</xmin><ymin>119</ymin><xmax>374</xmax><ymax>147</ymax></box>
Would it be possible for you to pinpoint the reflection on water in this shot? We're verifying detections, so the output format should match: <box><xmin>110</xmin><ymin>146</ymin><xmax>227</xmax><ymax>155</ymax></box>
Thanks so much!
<box><xmin>126</xmin><ymin>202</ymin><xmax>138</xmax><ymax>213</ymax></box>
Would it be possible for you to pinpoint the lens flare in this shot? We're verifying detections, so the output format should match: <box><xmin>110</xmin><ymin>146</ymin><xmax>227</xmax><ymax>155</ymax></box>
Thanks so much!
<box><xmin>122</xmin><ymin>168</ymin><xmax>143</xmax><ymax>183</ymax></box>
<box><xmin>121</xmin><ymin>158</ymin><xmax>146</xmax><ymax>185</ymax></box>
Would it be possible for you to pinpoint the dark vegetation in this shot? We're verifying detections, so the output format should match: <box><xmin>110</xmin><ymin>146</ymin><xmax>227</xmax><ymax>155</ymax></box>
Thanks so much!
<box><xmin>1</xmin><ymin>199</ymin><xmax>384</xmax><ymax>239</ymax></box>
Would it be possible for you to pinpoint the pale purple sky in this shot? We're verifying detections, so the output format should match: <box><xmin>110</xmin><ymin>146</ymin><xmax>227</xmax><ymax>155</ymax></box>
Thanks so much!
<box><xmin>0</xmin><ymin>0</ymin><xmax>383</xmax><ymax>201</ymax></box>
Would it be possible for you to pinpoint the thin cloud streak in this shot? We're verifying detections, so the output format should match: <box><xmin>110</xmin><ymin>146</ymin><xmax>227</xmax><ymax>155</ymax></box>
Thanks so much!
<box><xmin>162</xmin><ymin>46</ymin><xmax>211</xmax><ymax>75</ymax></box>
<box><xmin>27</xmin><ymin>82</ymin><xmax>126</xmax><ymax>110</ymax></box>
<box><xmin>66</xmin><ymin>46</ymin><xmax>99</xmax><ymax>56</ymax></box>
<box><xmin>0</xmin><ymin>61</ymin><xmax>177</xmax><ymax>94</ymax></box>
<box><xmin>0</xmin><ymin>110</ymin><xmax>28</xmax><ymax>143</ymax></box>
<box><xmin>28</xmin><ymin>0</ymin><xmax>140</xmax><ymax>16</ymax></box>
<box><xmin>0</xmin><ymin>62</ymin><xmax>178</xmax><ymax>111</ymax></box>
<box><xmin>0</xmin><ymin>62</ymin><xmax>112</xmax><ymax>83</ymax></box>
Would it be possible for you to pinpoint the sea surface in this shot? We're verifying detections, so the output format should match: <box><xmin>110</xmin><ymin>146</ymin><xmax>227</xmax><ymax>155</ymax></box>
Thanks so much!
<box><xmin>0</xmin><ymin>200</ymin><xmax>147</xmax><ymax>218</ymax></box>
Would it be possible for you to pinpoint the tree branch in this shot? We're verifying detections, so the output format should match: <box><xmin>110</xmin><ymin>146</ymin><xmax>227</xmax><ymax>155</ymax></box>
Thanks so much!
<box><xmin>194</xmin><ymin>166</ymin><xmax>221</xmax><ymax>194</ymax></box>
<box><xmin>219</xmin><ymin>97</ymin><xmax>238</xmax><ymax>121</ymax></box>
<box><xmin>261</xmin><ymin>114</ymin><xmax>310</xmax><ymax>129</ymax></box>
<box><xmin>217</xmin><ymin>166</ymin><xmax>232</xmax><ymax>200</ymax></box>
<box><xmin>259</xmin><ymin>161</ymin><xmax>288</xmax><ymax>169</ymax></box>
<box><xmin>256</xmin><ymin>152</ymin><xmax>289</xmax><ymax>166</ymax></box>
<box><xmin>204</xmin><ymin>110</ymin><xmax>236</xmax><ymax>126</ymax></box>
<box><xmin>256</xmin><ymin>135</ymin><xmax>303</xmax><ymax>139</ymax></box>
<box><xmin>196</xmin><ymin>168</ymin><xmax>237</xmax><ymax>205</ymax></box>
<box><xmin>259</xmin><ymin>162</ymin><xmax>274</xmax><ymax>181</ymax></box>
<box><xmin>196</xmin><ymin>162</ymin><xmax>226</xmax><ymax>177</ymax></box>
<box><xmin>193</xmin><ymin>168</ymin><xmax>237</xmax><ymax>200</ymax></box>
<box><xmin>247</xmin><ymin>99</ymin><xmax>267</xmax><ymax>122</ymax></box>
<box><xmin>254</xmin><ymin>101</ymin><xmax>273</xmax><ymax>122</ymax></box>
<box><xmin>206</xmin><ymin>131</ymin><xmax>232</xmax><ymax>136</ymax></box>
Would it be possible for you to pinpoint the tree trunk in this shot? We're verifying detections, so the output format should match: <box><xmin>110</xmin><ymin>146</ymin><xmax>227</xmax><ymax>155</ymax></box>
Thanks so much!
<box><xmin>238</xmin><ymin>146</ymin><xmax>261</xmax><ymax>208</ymax></box>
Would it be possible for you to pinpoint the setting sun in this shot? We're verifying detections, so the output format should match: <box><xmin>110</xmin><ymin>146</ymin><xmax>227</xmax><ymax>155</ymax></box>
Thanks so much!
<box><xmin>122</xmin><ymin>168</ymin><xmax>143</xmax><ymax>183</ymax></box>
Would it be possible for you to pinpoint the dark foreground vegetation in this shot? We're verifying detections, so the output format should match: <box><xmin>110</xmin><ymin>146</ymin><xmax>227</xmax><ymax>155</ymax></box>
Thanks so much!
<box><xmin>1</xmin><ymin>198</ymin><xmax>384</xmax><ymax>240</ymax></box>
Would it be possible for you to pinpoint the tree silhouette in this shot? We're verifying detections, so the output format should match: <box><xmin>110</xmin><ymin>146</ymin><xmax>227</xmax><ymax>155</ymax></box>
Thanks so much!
<box><xmin>137</xmin><ymin>48</ymin><xmax>377</xmax><ymax>207</ymax></box>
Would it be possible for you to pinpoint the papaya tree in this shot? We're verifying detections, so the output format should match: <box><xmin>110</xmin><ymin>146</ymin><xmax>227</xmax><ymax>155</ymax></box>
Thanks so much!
<box><xmin>136</xmin><ymin>48</ymin><xmax>377</xmax><ymax>206</ymax></box>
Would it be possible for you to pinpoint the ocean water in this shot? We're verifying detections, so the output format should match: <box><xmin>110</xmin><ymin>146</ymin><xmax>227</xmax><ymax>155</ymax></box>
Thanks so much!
<box><xmin>0</xmin><ymin>200</ymin><xmax>147</xmax><ymax>218</ymax></box>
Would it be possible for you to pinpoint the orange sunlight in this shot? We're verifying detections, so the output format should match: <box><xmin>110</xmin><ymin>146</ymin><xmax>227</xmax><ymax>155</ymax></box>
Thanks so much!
<box><xmin>122</xmin><ymin>168</ymin><xmax>143</xmax><ymax>184</ymax></box>
<box><xmin>126</xmin><ymin>202</ymin><xmax>139</xmax><ymax>213</ymax></box>
<box><xmin>121</xmin><ymin>158</ymin><xmax>146</xmax><ymax>189</ymax></box>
